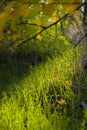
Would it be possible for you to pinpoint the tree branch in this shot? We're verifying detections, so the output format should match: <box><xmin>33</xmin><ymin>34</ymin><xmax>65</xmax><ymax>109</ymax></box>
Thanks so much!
<box><xmin>17</xmin><ymin>13</ymin><xmax>69</xmax><ymax>47</ymax></box>
<box><xmin>76</xmin><ymin>1</ymin><xmax>87</xmax><ymax>10</ymax></box>
<box><xmin>74</xmin><ymin>33</ymin><xmax>87</xmax><ymax>48</ymax></box>
<box><xmin>17</xmin><ymin>22</ymin><xmax>46</xmax><ymax>29</ymax></box>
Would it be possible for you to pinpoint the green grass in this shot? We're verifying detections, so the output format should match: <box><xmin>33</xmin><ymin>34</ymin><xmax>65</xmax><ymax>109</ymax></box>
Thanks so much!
<box><xmin>0</xmin><ymin>46</ymin><xmax>87</xmax><ymax>130</ymax></box>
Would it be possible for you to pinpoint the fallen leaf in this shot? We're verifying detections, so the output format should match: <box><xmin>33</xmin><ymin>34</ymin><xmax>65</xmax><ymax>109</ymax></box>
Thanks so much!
<box><xmin>57</xmin><ymin>99</ymin><xmax>67</xmax><ymax>105</ymax></box>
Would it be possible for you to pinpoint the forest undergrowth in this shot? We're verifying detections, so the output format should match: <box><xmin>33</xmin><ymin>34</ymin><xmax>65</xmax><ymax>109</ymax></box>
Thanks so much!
<box><xmin>0</xmin><ymin>45</ymin><xmax>87</xmax><ymax>130</ymax></box>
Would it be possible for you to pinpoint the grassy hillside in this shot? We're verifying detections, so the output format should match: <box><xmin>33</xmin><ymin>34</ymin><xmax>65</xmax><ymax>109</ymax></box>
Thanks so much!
<box><xmin>0</xmin><ymin>46</ymin><xmax>87</xmax><ymax>130</ymax></box>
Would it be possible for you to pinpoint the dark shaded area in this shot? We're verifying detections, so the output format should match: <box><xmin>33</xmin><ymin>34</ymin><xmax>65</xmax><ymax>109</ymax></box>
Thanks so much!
<box><xmin>0</xmin><ymin>51</ymin><xmax>54</xmax><ymax>99</ymax></box>
<box><xmin>0</xmin><ymin>52</ymin><xmax>31</xmax><ymax>99</ymax></box>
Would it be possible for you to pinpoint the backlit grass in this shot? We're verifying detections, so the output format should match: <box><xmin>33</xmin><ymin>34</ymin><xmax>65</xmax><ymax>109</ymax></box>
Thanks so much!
<box><xmin>0</xmin><ymin>46</ymin><xmax>87</xmax><ymax>130</ymax></box>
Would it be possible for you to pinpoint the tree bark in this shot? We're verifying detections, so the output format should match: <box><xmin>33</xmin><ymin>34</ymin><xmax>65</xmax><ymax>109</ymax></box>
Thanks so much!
<box><xmin>83</xmin><ymin>0</ymin><xmax>87</xmax><ymax>35</ymax></box>
<box><xmin>82</xmin><ymin>0</ymin><xmax>87</xmax><ymax>74</ymax></box>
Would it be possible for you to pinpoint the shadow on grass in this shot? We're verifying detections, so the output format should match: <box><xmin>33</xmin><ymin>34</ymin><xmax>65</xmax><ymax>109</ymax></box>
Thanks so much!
<box><xmin>0</xmin><ymin>51</ymin><xmax>54</xmax><ymax>99</ymax></box>
<box><xmin>0</xmin><ymin>53</ymin><xmax>31</xmax><ymax>99</ymax></box>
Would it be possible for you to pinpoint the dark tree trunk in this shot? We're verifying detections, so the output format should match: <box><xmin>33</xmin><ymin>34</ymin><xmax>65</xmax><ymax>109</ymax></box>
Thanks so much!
<box><xmin>82</xmin><ymin>0</ymin><xmax>87</xmax><ymax>73</ymax></box>
<box><xmin>83</xmin><ymin>0</ymin><xmax>87</xmax><ymax>35</ymax></box>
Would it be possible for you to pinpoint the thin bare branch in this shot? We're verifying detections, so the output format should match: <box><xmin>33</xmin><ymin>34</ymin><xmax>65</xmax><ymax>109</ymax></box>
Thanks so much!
<box><xmin>74</xmin><ymin>33</ymin><xmax>87</xmax><ymax>48</ymax></box>
<box><xmin>17</xmin><ymin>22</ymin><xmax>46</xmax><ymax>29</ymax></box>
<box><xmin>17</xmin><ymin>13</ymin><xmax>69</xmax><ymax>47</ymax></box>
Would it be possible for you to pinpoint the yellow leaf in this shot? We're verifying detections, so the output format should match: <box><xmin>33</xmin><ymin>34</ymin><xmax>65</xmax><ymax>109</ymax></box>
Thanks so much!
<box><xmin>48</xmin><ymin>16</ymin><xmax>58</xmax><ymax>22</ymax></box>
<box><xmin>66</xmin><ymin>4</ymin><xmax>79</xmax><ymax>13</ymax></box>
<box><xmin>52</xmin><ymin>76</ymin><xmax>58</xmax><ymax>86</ymax></box>
<box><xmin>33</xmin><ymin>19</ymin><xmax>42</xmax><ymax>26</ymax></box>
<box><xmin>59</xmin><ymin>0</ymin><xmax>81</xmax><ymax>15</ymax></box>
<box><xmin>13</xmin><ymin>4</ymin><xmax>30</xmax><ymax>18</ymax></box>
<box><xmin>42</xmin><ymin>3</ymin><xmax>56</xmax><ymax>17</ymax></box>
<box><xmin>19</xmin><ymin>4</ymin><xmax>30</xmax><ymax>17</ymax></box>
<box><xmin>66</xmin><ymin>0</ymin><xmax>80</xmax><ymax>13</ymax></box>
<box><xmin>65</xmin><ymin>80</ymin><xmax>72</xmax><ymax>87</ymax></box>
<box><xmin>36</xmin><ymin>34</ymin><xmax>42</xmax><ymax>41</ymax></box>
<box><xmin>57</xmin><ymin>99</ymin><xmax>67</xmax><ymax>105</ymax></box>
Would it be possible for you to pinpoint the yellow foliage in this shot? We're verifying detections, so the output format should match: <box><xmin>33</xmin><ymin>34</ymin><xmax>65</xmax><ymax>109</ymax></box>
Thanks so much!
<box><xmin>10</xmin><ymin>3</ymin><xmax>30</xmax><ymax>18</ymax></box>
<box><xmin>15</xmin><ymin>0</ymin><xmax>29</xmax><ymax>2</ymax></box>
<box><xmin>41</xmin><ymin>3</ymin><xmax>56</xmax><ymax>17</ymax></box>
<box><xmin>52</xmin><ymin>76</ymin><xmax>58</xmax><ymax>86</ymax></box>
<box><xmin>43</xmin><ymin>0</ymin><xmax>58</xmax><ymax>4</ymax></box>
<box><xmin>0</xmin><ymin>1</ymin><xmax>16</xmax><ymax>38</ymax></box>
<box><xmin>66</xmin><ymin>4</ymin><xmax>79</xmax><ymax>13</ymax></box>
<box><xmin>11</xmin><ymin>33</ymin><xmax>21</xmax><ymax>41</ymax></box>
<box><xmin>27</xmin><ymin>5</ymin><xmax>41</xmax><ymax>18</ymax></box>
<box><xmin>0</xmin><ymin>36</ymin><xmax>4</xmax><ymax>41</ymax></box>
<box><xmin>64</xmin><ymin>0</ymin><xmax>80</xmax><ymax>14</ymax></box>
<box><xmin>65</xmin><ymin>80</ymin><xmax>72</xmax><ymax>87</ymax></box>
<box><xmin>36</xmin><ymin>34</ymin><xmax>42</xmax><ymax>41</ymax></box>
<box><xmin>58</xmin><ymin>0</ymin><xmax>81</xmax><ymax>15</ymax></box>
<box><xmin>17</xmin><ymin>4</ymin><xmax>30</xmax><ymax>17</ymax></box>
<box><xmin>33</xmin><ymin>19</ymin><xmax>42</xmax><ymax>26</ymax></box>
<box><xmin>0</xmin><ymin>0</ymin><xmax>81</xmax><ymax>42</ymax></box>
<box><xmin>48</xmin><ymin>16</ymin><xmax>58</xmax><ymax>22</ymax></box>
<box><xmin>57</xmin><ymin>99</ymin><xmax>67</xmax><ymax>105</ymax></box>
<box><xmin>0</xmin><ymin>12</ymin><xmax>10</xmax><ymax>38</ymax></box>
